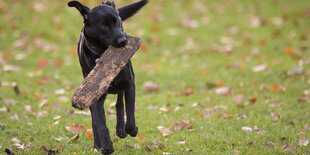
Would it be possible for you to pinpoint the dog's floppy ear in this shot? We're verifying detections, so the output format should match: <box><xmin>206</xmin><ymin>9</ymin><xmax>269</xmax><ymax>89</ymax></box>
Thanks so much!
<box><xmin>118</xmin><ymin>0</ymin><xmax>148</xmax><ymax>21</ymax></box>
<box><xmin>68</xmin><ymin>1</ymin><xmax>90</xmax><ymax>22</ymax></box>
<box><xmin>102</xmin><ymin>1</ymin><xmax>116</xmax><ymax>9</ymax></box>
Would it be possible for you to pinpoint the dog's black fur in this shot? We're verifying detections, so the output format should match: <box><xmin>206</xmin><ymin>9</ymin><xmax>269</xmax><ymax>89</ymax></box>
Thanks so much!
<box><xmin>68</xmin><ymin>0</ymin><xmax>148</xmax><ymax>154</ymax></box>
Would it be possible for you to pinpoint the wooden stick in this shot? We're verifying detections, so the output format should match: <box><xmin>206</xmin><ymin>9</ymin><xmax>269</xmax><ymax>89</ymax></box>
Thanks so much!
<box><xmin>72</xmin><ymin>35</ymin><xmax>141</xmax><ymax>110</ymax></box>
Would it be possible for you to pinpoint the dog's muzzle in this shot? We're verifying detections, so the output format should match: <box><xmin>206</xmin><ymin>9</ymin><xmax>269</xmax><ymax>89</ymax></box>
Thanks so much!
<box><xmin>116</xmin><ymin>36</ymin><xmax>128</xmax><ymax>48</ymax></box>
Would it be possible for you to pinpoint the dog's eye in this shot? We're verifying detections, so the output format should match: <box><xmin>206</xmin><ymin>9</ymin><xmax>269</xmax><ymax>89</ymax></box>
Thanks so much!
<box><xmin>101</xmin><ymin>25</ymin><xmax>108</xmax><ymax>31</ymax></box>
<box><xmin>115</xmin><ymin>20</ymin><xmax>119</xmax><ymax>26</ymax></box>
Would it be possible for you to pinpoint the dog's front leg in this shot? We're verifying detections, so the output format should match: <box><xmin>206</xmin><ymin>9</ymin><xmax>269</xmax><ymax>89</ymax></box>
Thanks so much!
<box><xmin>116</xmin><ymin>91</ymin><xmax>127</xmax><ymax>138</ymax></box>
<box><xmin>90</xmin><ymin>94</ymin><xmax>114</xmax><ymax>154</ymax></box>
<box><xmin>124</xmin><ymin>84</ymin><xmax>138</xmax><ymax>137</ymax></box>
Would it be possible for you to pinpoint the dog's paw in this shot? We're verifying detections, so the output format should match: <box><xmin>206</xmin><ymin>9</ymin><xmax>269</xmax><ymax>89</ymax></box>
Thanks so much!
<box><xmin>116</xmin><ymin>129</ymin><xmax>127</xmax><ymax>138</ymax></box>
<box><xmin>101</xmin><ymin>147</ymin><xmax>114</xmax><ymax>155</ymax></box>
<box><xmin>125</xmin><ymin>126</ymin><xmax>138</xmax><ymax>137</ymax></box>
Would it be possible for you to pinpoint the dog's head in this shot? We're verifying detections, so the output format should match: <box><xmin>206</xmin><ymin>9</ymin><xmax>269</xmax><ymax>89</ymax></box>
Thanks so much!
<box><xmin>68</xmin><ymin>0</ymin><xmax>148</xmax><ymax>49</ymax></box>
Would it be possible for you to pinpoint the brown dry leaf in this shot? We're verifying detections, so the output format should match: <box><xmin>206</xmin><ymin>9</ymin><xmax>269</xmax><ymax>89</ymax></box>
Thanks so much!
<box><xmin>249</xmin><ymin>97</ymin><xmax>257</xmax><ymax>104</ymax></box>
<box><xmin>53</xmin><ymin>59</ymin><xmax>62</xmax><ymax>68</ymax></box>
<box><xmin>283</xmin><ymin>144</ymin><xmax>298</xmax><ymax>152</ymax></box>
<box><xmin>265</xmin><ymin>142</ymin><xmax>274</xmax><ymax>148</ymax></box>
<box><xmin>13</xmin><ymin>142</ymin><xmax>25</xmax><ymax>150</ymax></box>
<box><xmin>25</xmin><ymin>105</ymin><xmax>34</xmax><ymax>113</ymax></box>
<box><xmin>134</xmin><ymin>142</ymin><xmax>140</xmax><ymax>149</ymax></box>
<box><xmin>86</xmin><ymin>129</ymin><xmax>93</xmax><ymax>139</ymax></box>
<box><xmin>236</xmin><ymin>113</ymin><xmax>247</xmax><ymax>120</ymax></box>
<box><xmin>37</xmin><ymin>111</ymin><xmax>48</xmax><ymax>117</ymax></box>
<box><xmin>67</xmin><ymin>124</ymin><xmax>84</xmax><ymax>134</ymax></box>
<box><xmin>0</xmin><ymin>107</ymin><xmax>9</xmax><ymax>113</ymax></box>
<box><xmin>138</xmin><ymin>135</ymin><xmax>147</xmax><ymax>143</ymax></box>
<box><xmin>271</xmin><ymin>112</ymin><xmax>280</xmax><ymax>122</ymax></box>
<box><xmin>171</xmin><ymin>120</ymin><xmax>188</xmax><ymax>131</ymax></box>
<box><xmin>222</xmin><ymin>113</ymin><xmax>233</xmax><ymax>118</ymax></box>
<box><xmin>140</xmin><ymin>43</ymin><xmax>149</xmax><ymax>52</ymax></box>
<box><xmin>298</xmin><ymin>96</ymin><xmax>310</xmax><ymax>103</ymax></box>
<box><xmin>252</xmin><ymin>64</ymin><xmax>267</xmax><ymax>72</ymax></box>
<box><xmin>37</xmin><ymin>58</ymin><xmax>49</xmax><ymax>68</ymax></box>
<box><xmin>247</xmin><ymin>142</ymin><xmax>256</xmax><ymax>147</ymax></box>
<box><xmin>285</xmin><ymin>47</ymin><xmax>294</xmax><ymax>55</ymax></box>
<box><xmin>143</xmin><ymin>145</ymin><xmax>151</xmax><ymax>152</ymax></box>
<box><xmin>233</xmin><ymin>94</ymin><xmax>244</xmax><ymax>103</ymax></box>
<box><xmin>182</xmin><ymin>88</ymin><xmax>195</xmax><ymax>96</ymax></box>
<box><xmin>39</xmin><ymin>145</ymin><xmax>58</xmax><ymax>154</ymax></box>
<box><xmin>215</xmin><ymin>87</ymin><xmax>232</xmax><ymax>95</ymax></box>
<box><xmin>280</xmin><ymin>137</ymin><xmax>287</xmax><ymax>142</ymax></box>
<box><xmin>271</xmin><ymin>84</ymin><xmax>286</xmax><ymax>93</ymax></box>
<box><xmin>143</xmin><ymin>81</ymin><xmax>159</xmax><ymax>92</ymax></box>
<box><xmin>298</xmin><ymin>139</ymin><xmax>309</xmax><ymax>146</ymax></box>
<box><xmin>157</xmin><ymin>126</ymin><xmax>171</xmax><ymax>137</ymax></box>
<box><xmin>200</xmin><ymin>69</ymin><xmax>210</xmax><ymax>75</ymax></box>
<box><xmin>157</xmin><ymin>141</ymin><xmax>165</xmax><ymax>150</ymax></box>
<box><xmin>69</xmin><ymin>135</ymin><xmax>79</xmax><ymax>142</ymax></box>
<box><xmin>53</xmin><ymin>145</ymin><xmax>64</xmax><ymax>151</ymax></box>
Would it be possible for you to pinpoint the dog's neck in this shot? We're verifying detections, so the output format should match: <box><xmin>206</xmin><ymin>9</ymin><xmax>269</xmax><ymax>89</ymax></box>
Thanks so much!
<box><xmin>82</xmin><ymin>29</ymin><xmax>109</xmax><ymax>54</ymax></box>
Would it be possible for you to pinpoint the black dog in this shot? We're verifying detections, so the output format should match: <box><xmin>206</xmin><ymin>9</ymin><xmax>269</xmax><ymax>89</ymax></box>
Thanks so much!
<box><xmin>68</xmin><ymin>0</ymin><xmax>148</xmax><ymax>154</ymax></box>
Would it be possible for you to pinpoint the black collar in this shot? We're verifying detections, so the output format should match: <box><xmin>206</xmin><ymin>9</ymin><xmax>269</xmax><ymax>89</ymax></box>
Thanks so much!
<box><xmin>82</xmin><ymin>29</ymin><xmax>106</xmax><ymax>54</ymax></box>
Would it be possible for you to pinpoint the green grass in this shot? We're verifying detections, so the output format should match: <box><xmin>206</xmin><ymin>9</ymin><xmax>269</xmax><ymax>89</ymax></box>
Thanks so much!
<box><xmin>1</xmin><ymin>0</ymin><xmax>310</xmax><ymax>154</ymax></box>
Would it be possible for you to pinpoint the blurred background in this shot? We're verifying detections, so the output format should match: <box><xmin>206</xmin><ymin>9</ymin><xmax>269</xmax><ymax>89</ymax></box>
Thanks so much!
<box><xmin>0</xmin><ymin>0</ymin><xmax>310</xmax><ymax>154</ymax></box>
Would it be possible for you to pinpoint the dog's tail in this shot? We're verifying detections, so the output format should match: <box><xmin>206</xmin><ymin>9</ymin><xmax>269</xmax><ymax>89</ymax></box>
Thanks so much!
<box><xmin>118</xmin><ymin>0</ymin><xmax>149</xmax><ymax>21</ymax></box>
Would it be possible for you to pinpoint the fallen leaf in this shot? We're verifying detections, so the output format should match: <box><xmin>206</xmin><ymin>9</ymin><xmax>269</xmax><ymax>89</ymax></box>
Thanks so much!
<box><xmin>25</xmin><ymin>105</ymin><xmax>34</xmax><ymax>113</ymax></box>
<box><xmin>215</xmin><ymin>87</ymin><xmax>232</xmax><ymax>95</ymax></box>
<box><xmin>249</xmin><ymin>97</ymin><xmax>257</xmax><ymax>104</ymax></box>
<box><xmin>37</xmin><ymin>58</ymin><xmax>49</xmax><ymax>68</ymax></box>
<box><xmin>247</xmin><ymin>142</ymin><xmax>256</xmax><ymax>147</ymax></box>
<box><xmin>69</xmin><ymin>135</ymin><xmax>79</xmax><ymax>142</ymax></box>
<box><xmin>283</xmin><ymin>144</ymin><xmax>298</xmax><ymax>152</ymax></box>
<box><xmin>233</xmin><ymin>94</ymin><xmax>244</xmax><ymax>103</ymax></box>
<box><xmin>86</xmin><ymin>129</ymin><xmax>93</xmax><ymax>139</ymax></box>
<box><xmin>39</xmin><ymin>145</ymin><xmax>58</xmax><ymax>154</ymax></box>
<box><xmin>280</xmin><ymin>137</ymin><xmax>287</xmax><ymax>142</ymax></box>
<box><xmin>37</xmin><ymin>111</ymin><xmax>48</xmax><ymax>117</ymax></box>
<box><xmin>222</xmin><ymin>113</ymin><xmax>233</xmax><ymax>118</ymax></box>
<box><xmin>265</xmin><ymin>142</ymin><xmax>274</xmax><ymax>148</ymax></box>
<box><xmin>180</xmin><ymin>148</ymin><xmax>193</xmax><ymax>151</ymax></box>
<box><xmin>177</xmin><ymin>141</ymin><xmax>186</xmax><ymax>145</ymax></box>
<box><xmin>0</xmin><ymin>107</ymin><xmax>9</xmax><ymax>112</ymax></box>
<box><xmin>271</xmin><ymin>112</ymin><xmax>280</xmax><ymax>122</ymax></box>
<box><xmin>143</xmin><ymin>145</ymin><xmax>151</xmax><ymax>152</ymax></box>
<box><xmin>241</xmin><ymin>126</ymin><xmax>252</xmax><ymax>132</ymax></box>
<box><xmin>134</xmin><ymin>142</ymin><xmax>140</xmax><ymax>149</ymax></box>
<box><xmin>157</xmin><ymin>126</ymin><xmax>171</xmax><ymax>137</ymax></box>
<box><xmin>171</xmin><ymin>120</ymin><xmax>188</xmax><ymax>131</ymax></box>
<box><xmin>67</xmin><ymin>124</ymin><xmax>84</xmax><ymax>134</ymax></box>
<box><xmin>181</xmin><ymin>87</ymin><xmax>195</xmax><ymax>96</ymax></box>
<box><xmin>52</xmin><ymin>145</ymin><xmax>64</xmax><ymax>151</ymax></box>
<box><xmin>298</xmin><ymin>139</ymin><xmax>309</xmax><ymax>146</ymax></box>
<box><xmin>252</xmin><ymin>64</ymin><xmax>267</xmax><ymax>72</ymax></box>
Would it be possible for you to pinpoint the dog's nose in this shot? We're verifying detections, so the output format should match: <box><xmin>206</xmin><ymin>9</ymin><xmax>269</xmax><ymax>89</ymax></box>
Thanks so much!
<box><xmin>116</xmin><ymin>37</ymin><xmax>127</xmax><ymax>47</ymax></box>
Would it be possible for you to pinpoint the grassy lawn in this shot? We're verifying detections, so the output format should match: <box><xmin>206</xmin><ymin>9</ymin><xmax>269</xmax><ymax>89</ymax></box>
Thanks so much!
<box><xmin>1</xmin><ymin>0</ymin><xmax>310</xmax><ymax>154</ymax></box>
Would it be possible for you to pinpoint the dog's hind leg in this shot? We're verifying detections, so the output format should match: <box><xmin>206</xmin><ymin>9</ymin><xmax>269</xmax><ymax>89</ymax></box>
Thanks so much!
<box><xmin>116</xmin><ymin>91</ymin><xmax>127</xmax><ymax>138</ymax></box>
<box><xmin>89</xmin><ymin>94</ymin><xmax>114</xmax><ymax>154</ymax></box>
<box><xmin>124</xmin><ymin>84</ymin><xmax>138</xmax><ymax>137</ymax></box>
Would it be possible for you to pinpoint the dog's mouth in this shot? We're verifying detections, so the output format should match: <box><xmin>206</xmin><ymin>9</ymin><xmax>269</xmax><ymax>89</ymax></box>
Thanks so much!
<box><xmin>112</xmin><ymin>36</ymin><xmax>128</xmax><ymax>48</ymax></box>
